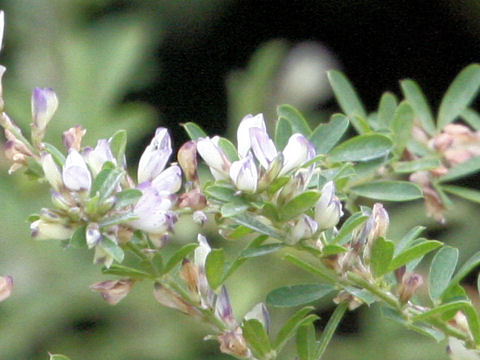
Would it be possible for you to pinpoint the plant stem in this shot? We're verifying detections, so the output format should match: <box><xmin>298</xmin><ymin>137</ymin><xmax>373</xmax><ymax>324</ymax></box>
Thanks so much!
<box><xmin>315</xmin><ymin>301</ymin><xmax>348</xmax><ymax>359</ymax></box>
<box><xmin>347</xmin><ymin>272</ymin><xmax>400</xmax><ymax>309</ymax></box>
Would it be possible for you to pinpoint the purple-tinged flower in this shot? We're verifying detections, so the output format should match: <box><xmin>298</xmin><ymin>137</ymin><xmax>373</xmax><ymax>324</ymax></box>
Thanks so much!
<box><xmin>314</xmin><ymin>181</ymin><xmax>343</xmax><ymax>230</ymax></box>
<box><xmin>194</xmin><ymin>234</ymin><xmax>216</xmax><ymax>309</ymax></box>
<box><xmin>129</xmin><ymin>183</ymin><xmax>176</xmax><ymax>235</ymax></box>
<box><xmin>237</xmin><ymin>113</ymin><xmax>266</xmax><ymax>158</ymax></box>
<box><xmin>151</xmin><ymin>165</ymin><xmax>182</xmax><ymax>193</ymax></box>
<box><xmin>196</xmin><ymin>136</ymin><xmax>231</xmax><ymax>180</ymax></box>
<box><xmin>137</xmin><ymin>127</ymin><xmax>172</xmax><ymax>184</ymax></box>
<box><xmin>62</xmin><ymin>149</ymin><xmax>92</xmax><ymax>191</ymax></box>
<box><xmin>83</xmin><ymin>139</ymin><xmax>115</xmax><ymax>176</ymax></box>
<box><xmin>397</xmin><ymin>272</ymin><xmax>423</xmax><ymax>304</ymax></box>
<box><xmin>215</xmin><ymin>286</ymin><xmax>237</xmax><ymax>330</ymax></box>
<box><xmin>30</xmin><ymin>219</ymin><xmax>75</xmax><ymax>240</ymax></box>
<box><xmin>288</xmin><ymin>214</ymin><xmax>318</xmax><ymax>244</ymax></box>
<box><xmin>0</xmin><ymin>275</ymin><xmax>13</xmax><ymax>302</ymax></box>
<box><xmin>31</xmin><ymin>88</ymin><xmax>58</xmax><ymax>138</ymax></box>
<box><xmin>229</xmin><ymin>153</ymin><xmax>258</xmax><ymax>193</ymax></box>
<box><xmin>244</xmin><ymin>303</ymin><xmax>270</xmax><ymax>333</ymax></box>
<box><xmin>41</xmin><ymin>153</ymin><xmax>63</xmax><ymax>191</ymax></box>
<box><xmin>280</xmin><ymin>133</ymin><xmax>316</xmax><ymax>175</ymax></box>
<box><xmin>250</xmin><ymin>127</ymin><xmax>277</xmax><ymax>169</ymax></box>
<box><xmin>90</xmin><ymin>279</ymin><xmax>134</xmax><ymax>305</ymax></box>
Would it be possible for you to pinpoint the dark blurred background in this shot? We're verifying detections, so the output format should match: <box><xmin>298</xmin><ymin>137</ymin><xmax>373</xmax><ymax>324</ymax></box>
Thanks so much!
<box><xmin>0</xmin><ymin>0</ymin><xmax>479</xmax><ymax>359</ymax></box>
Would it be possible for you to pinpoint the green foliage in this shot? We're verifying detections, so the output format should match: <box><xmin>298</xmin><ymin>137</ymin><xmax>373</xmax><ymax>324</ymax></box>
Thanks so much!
<box><xmin>266</xmin><ymin>283</ymin><xmax>336</xmax><ymax>307</ymax></box>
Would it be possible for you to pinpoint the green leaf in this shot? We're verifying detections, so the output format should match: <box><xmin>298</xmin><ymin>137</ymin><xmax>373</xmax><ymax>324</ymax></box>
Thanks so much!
<box><xmin>389</xmin><ymin>240</ymin><xmax>442</xmax><ymax>271</ymax></box>
<box><xmin>461</xmin><ymin>108</ymin><xmax>480</xmax><ymax>130</ymax></box>
<box><xmin>442</xmin><ymin>185</ymin><xmax>480</xmax><ymax>204</ymax></box>
<box><xmin>98</xmin><ymin>212</ymin><xmax>138</xmax><ymax>227</ymax></box>
<box><xmin>182</xmin><ymin>122</ymin><xmax>207</xmax><ymax>140</ymax></box>
<box><xmin>442</xmin><ymin>283</ymin><xmax>468</xmax><ymax>303</ymax></box>
<box><xmin>114</xmin><ymin>189</ymin><xmax>142</xmax><ymax>209</ymax></box>
<box><xmin>205</xmin><ymin>248</ymin><xmax>225</xmax><ymax>290</ymax></box>
<box><xmin>412</xmin><ymin>300</ymin><xmax>480</xmax><ymax>343</ymax></box>
<box><xmin>381</xmin><ymin>307</ymin><xmax>445</xmax><ymax>342</ymax></box>
<box><xmin>322</xmin><ymin>244</ymin><xmax>347</xmax><ymax>256</ymax></box>
<box><xmin>242</xmin><ymin>319</ymin><xmax>272</xmax><ymax>358</ymax></box>
<box><xmin>273</xmin><ymin>306</ymin><xmax>316</xmax><ymax>351</ymax></box>
<box><xmin>217</xmin><ymin>137</ymin><xmax>239</xmax><ymax>162</ymax></box>
<box><xmin>43</xmin><ymin>143</ymin><xmax>66</xmax><ymax>166</ymax></box>
<box><xmin>49</xmin><ymin>355</ymin><xmax>72</xmax><ymax>360</ymax></box>
<box><xmin>390</xmin><ymin>102</ymin><xmax>414</xmax><ymax>155</ymax></box>
<box><xmin>241</xmin><ymin>243</ymin><xmax>284</xmax><ymax>258</ymax></box>
<box><xmin>327</xmin><ymin>70</ymin><xmax>367</xmax><ymax>133</ymax></box>
<box><xmin>204</xmin><ymin>184</ymin><xmax>236</xmax><ymax>202</ymax></box>
<box><xmin>231</xmin><ymin>212</ymin><xmax>283</xmax><ymax>239</ymax></box>
<box><xmin>370</xmin><ymin>237</ymin><xmax>395</xmax><ymax>277</ymax></box>
<box><xmin>343</xmin><ymin>286</ymin><xmax>376</xmax><ymax>305</ymax></box>
<box><xmin>297</xmin><ymin>323</ymin><xmax>317</xmax><ymax>360</ymax></box>
<box><xmin>70</xmin><ymin>225</ymin><xmax>87</xmax><ymax>249</ymax></box>
<box><xmin>163</xmin><ymin>243</ymin><xmax>199</xmax><ymax>274</ymax></box>
<box><xmin>429</xmin><ymin>246</ymin><xmax>458</xmax><ymax>302</ymax></box>
<box><xmin>350</xmin><ymin>181</ymin><xmax>423</xmax><ymax>201</ymax></box>
<box><xmin>395</xmin><ymin>226</ymin><xmax>426</xmax><ymax>255</ymax></box>
<box><xmin>101</xmin><ymin>264</ymin><xmax>153</xmax><ymax>279</ymax></box>
<box><xmin>225</xmin><ymin>225</ymin><xmax>253</xmax><ymax>240</ymax></box>
<box><xmin>333</xmin><ymin>212</ymin><xmax>369</xmax><ymax>245</ymax></box>
<box><xmin>447</xmin><ymin>251</ymin><xmax>480</xmax><ymax>292</ymax></box>
<box><xmin>329</xmin><ymin>134</ymin><xmax>393</xmax><ymax>162</ymax></box>
<box><xmin>277</xmin><ymin>104</ymin><xmax>311</xmax><ymax>136</ymax></box>
<box><xmin>280</xmin><ymin>191</ymin><xmax>321</xmax><ymax>221</ymax></box>
<box><xmin>221</xmin><ymin>199</ymin><xmax>249</xmax><ymax>217</ymax></box>
<box><xmin>90</xmin><ymin>167</ymin><xmax>124</xmax><ymax>202</ymax></box>
<box><xmin>439</xmin><ymin>156</ymin><xmax>480</xmax><ymax>182</ymax></box>
<box><xmin>275</xmin><ymin>116</ymin><xmax>293</xmax><ymax>150</ymax></box>
<box><xmin>400</xmin><ymin>79</ymin><xmax>436</xmax><ymax>135</ymax></box>
<box><xmin>438</xmin><ymin>64</ymin><xmax>480</xmax><ymax>129</ymax></box>
<box><xmin>314</xmin><ymin>302</ymin><xmax>348</xmax><ymax>359</ymax></box>
<box><xmin>309</xmin><ymin>114</ymin><xmax>349</xmax><ymax>154</ymax></box>
<box><xmin>393</xmin><ymin>158</ymin><xmax>442</xmax><ymax>173</ymax></box>
<box><xmin>109</xmin><ymin>129</ymin><xmax>127</xmax><ymax>164</ymax></box>
<box><xmin>101</xmin><ymin>238</ymin><xmax>125</xmax><ymax>263</ymax></box>
<box><xmin>284</xmin><ymin>254</ymin><xmax>336</xmax><ymax>284</ymax></box>
<box><xmin>266</xmin><ymin>283</ymin><xmax>336</xmax><ymax>308</ymax></box>
<box><xmin>377</xmin><ymin>92</ymin><xmax>398</xmax><ymax>128</ymax></box>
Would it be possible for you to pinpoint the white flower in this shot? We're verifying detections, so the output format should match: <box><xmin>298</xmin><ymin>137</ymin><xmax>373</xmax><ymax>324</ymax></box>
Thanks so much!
<box><xmin>229</xmin><ymin>153</ymin><xmax>258</xmax><ymax>193</ymax></box>
<box><xmin>137</xmin><ymin>127</ymin><xmax>172</xmax><ymax>184</ymax></box>
<box><xmin>280</xmin><ymin>133</ymin><xmax>316</xmax><ymax>175</ymax></box>
<box><xmin>314</xmin><ymin>181</ymin><xmax>343</xmax><ymax>230</ymax></box>
<box><xmin>196</xmin><ymin>136</ymin><xmax>231</xmax><ymax>180</ymax></box>
<box><xmin>62</xmin><ymin>149</ymin><xmax>92</xmax><ymax>191</ymax></box>
<box><xmin>237</xmin><ymin>113</ymin><xmax>266</xmax><ymax>158</ymax></box>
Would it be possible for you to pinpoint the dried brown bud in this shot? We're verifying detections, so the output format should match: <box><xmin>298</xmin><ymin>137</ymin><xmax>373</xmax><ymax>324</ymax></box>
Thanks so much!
<box><xmin>177</xmin><ymin>188</ymin><xmax>207</xmax><ymax>210</ymax></box>
<box><xmin>177</xmin><ymin>140</ymin><xmax>199</xmax><ymax>184</ymax></box>
<box><xmin>217</xmin><ymin>327</ymin><xmax>251</xmax><ymax>358</ymax></box>
<box><xmin>62</xmin><ymin>125</ymin><xmax>86</xmax><ymax>151</ymax></box>
<box><xmin>179</xmin><ymin>259</ymin><xmax>199</xmax><ymax>294</ymax></box>
<box><xmin>90</xmin><ymin>279</ymin><xmax>134</xmax><ymax>305</ymax></box>
<box><xmin>398</xmin><ymin>272</ymin><xmax>423</xmax><ymax>304</ymax></box>
<box><xmin>0</xmin><ymin>275</ymin><xmax>13</xmax><ymax>302</ymax></box>
<box><xmin>153</xmin><ymin>282</ymin><xmax>200</xmax><ymax>317</ymax></box>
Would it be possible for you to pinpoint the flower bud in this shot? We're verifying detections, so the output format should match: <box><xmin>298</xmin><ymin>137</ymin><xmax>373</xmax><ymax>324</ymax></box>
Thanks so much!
<box><xmin>196</xmin><ymin>136</ymin><xmax>231</xmax><ymax>180</ymax></box>
<box><xmin>153</xmin><ymin>282</ymin><xmax>200</xmax><ymax>316</ymax></box>
<box><xmin>4</xmin><ymin>135</ymin><xmax>33</xmax><ymax>174</ymax></box>
<box><xmin>30</xmin><ymin>219</ymin><xmax>75</xmax><ymax>240</ymax></box>
<box><xmin>138</xmin><ymin>127</ymin><xmax>172</xmax><ymax>183</ymax></box>
<box><xmin>193</xmin><ymin>210</ymin><xmax>208</xmax><ymax>225</ymax></box>
<box><xmin>280</xmin><ymin>133</ymin><xmax>315</xmax><ymax>175</ymax></box>
<box><xmin>62</xmin><ymin>125</ymin><xmax>86</xmax><ymax>151</ymax></box>
<box><xmin>31</xmin><ymin>88</ymin><xmax>58</xmax><ymax>145</ymax></box>
<box><xmin>287</xmin><ymin>215</ymin><xmax>318</xmax><ymax>244</ymax></box>
<box><xmin>258</xmin><ymin>153</ymin><xmax>283</xmax><ymax>191</ymax></box>
<box><xmin>86</xmin><ymin>223</ymin><xmax>102</xmax><ymax>249</ymax></box>
<box><xmin>90</xmin><ymin>279</ymin><xmax>134</xmax><ymax>305</ymax></box>
<box><xmin>314</xmin><ymin>181</ymin><xmax>343</xmax><ymax>230</ymax></box>
<box><xmin>62</xmin><ymin>149</ymin><xmax>92</xmax><ymax>191</ymax></box>
<box><xmin>369</xmin><ymin>203</ymin><xmax>389</xmax><ymax>243</ymax></box>
<box><xmin>244</xmin><ymin>302</ymin><xmax>270</xmax><ymax>333</ymax></box>
<box><xmin>229</xmin><ymin>153</ymin><xmax>258</xmax><ymax>193</ymax></box>
<box><xmin>237</xmin><ymin>113</ymin><xmax>267</xmax><ymax>158</ymax></box>
<box><xmin>83</xmin><ymin>139</ymin><xmax>115</xmax><ymax>176</ymax></box>
<box><xmin>0</xmin><ymin>65</ymin><xmax>6</xmax><ymax>112</ymax></box>
<box><xmin>250</xmin><ymin>127</ymin><xmax>277</xmax><ymax>169</ymax></box>
<box><xmin>215</xmin><ymin>286</ymin><xmax>237</xmax><ymax>330</ymax></box>
<box><xmin>41</xmin><ymin>153</ymin><xmax>63</xmax><ymax>191</ymax></box>
<box><xmin>93</xmin><ymin>245</ymin><xmax>114</xmax><ymax>268</ymax></box>
<box><xmin>177</xmin><ymin>140</ymin><xmax>199</xmax><ymax>184</ymax></box>
<box><xmin>397</xmin><ymin>272</ymin><xmax>423</xmax><ymax>304</ymax></box>
<box><xmin>180</xmin><ymin>259</ymin><xmax>200</xmax><ymax>294</ymax></box>
<box><xmin>0</xmin><ymin>275</ymin><xmax>13</xmax><ymax>302</ymax></box>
